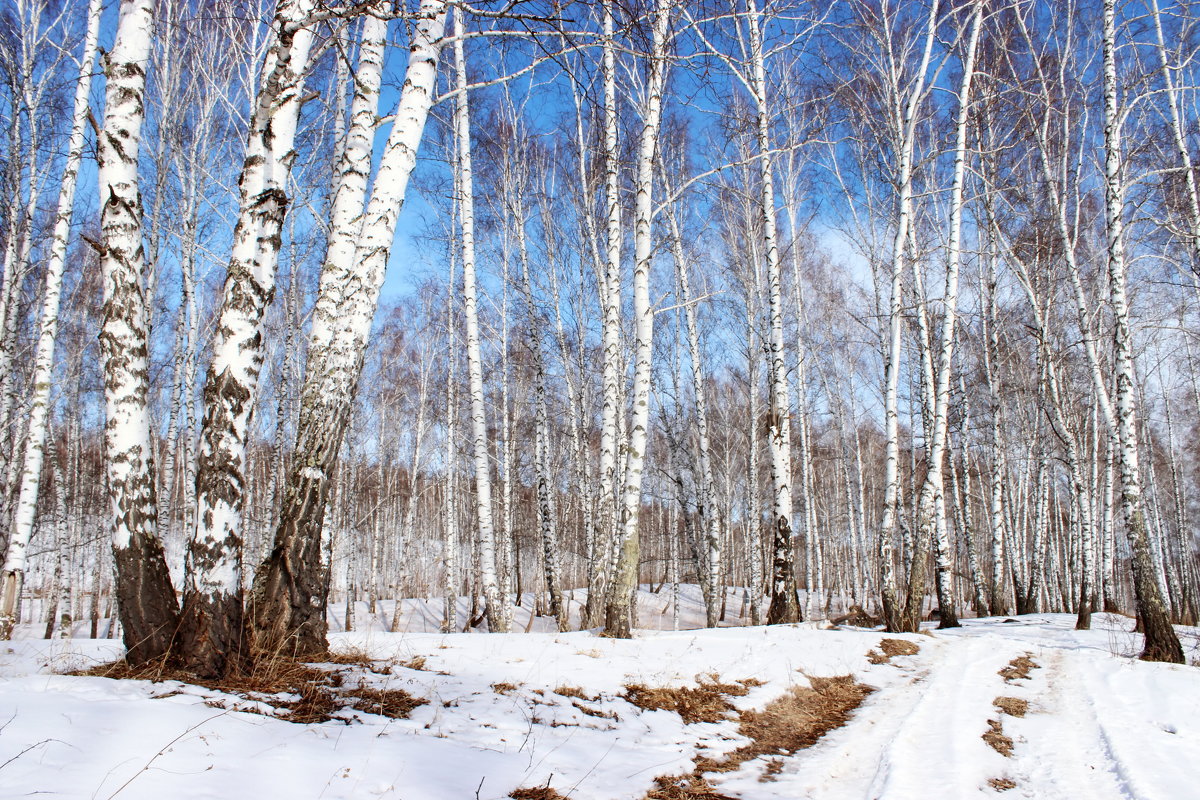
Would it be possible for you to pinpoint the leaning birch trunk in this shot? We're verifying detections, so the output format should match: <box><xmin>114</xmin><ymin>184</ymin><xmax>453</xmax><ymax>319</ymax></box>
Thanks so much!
<box><xmin>585</xmin><ymin>3</ymin><xmax>624</xmax><ymax>629</ymax></box>
<box><xmin>180</xmin><ymin>0</ymin><xmax>317</xmax><ymax>677</ymax></box>
<box><xmin>604</xmin><ymin>0</ymin><xmax>671</xmax><ymax>638</ymax></box>
<box><xmin>0</xmin><ymin>0</ymin><xmax>102</xmax><ymax>641</ymax></box>
<box><xmin>1100</xmin><ymin>0</ymin><xmax>1183</xmax><ymax>663</ymax></box>
<box><xmin>96</xmin><ymin>0</ymin><xmax>181</xmax><ymax>665</ymax></box>
<box><xmin>452</xmin><ymin>15</ymin><xmax>506</xmax><ymax>633</ymax></box>
<box><xmin>903</xmin><ymin>3</ymin><xmax>982</xmax><ymax>631</ymax></box>
<box><xmin>252</xmin><ymin>0</ymin><xmax>448</xmax><ymax>656</ymax></box>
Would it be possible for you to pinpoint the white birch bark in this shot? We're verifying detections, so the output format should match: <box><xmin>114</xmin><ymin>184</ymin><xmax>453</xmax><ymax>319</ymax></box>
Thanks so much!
<box><xmin>253</xmin><ymin>0</ymin><xmax>449</xmax><ymax>655</ymax></box>
<box><xmin>906</xmin><ymin>3</ymin><xmax>982</xmax><ymax>630</ymax></box>
<box><xmin>95</xmin><ymin>0</ymin><xmax>181</xmax><ymax>665</ymax></box>
<box><xmin>586</xmin><ymin>3</ymin><xmax>624</xmax><ymax>629</ymax></box>
<box><xmin>453</xmin><ymin>13</ymin><xmax>506</xmax><ymax>633</ymax></box>
<box><xmin>1100</xmin><ymin>0</ymin><xmax>1183</xmax><ymax>663</ymax></box>
<box><xmin>0</xmin><ymin>0</ymin><xmax>102</xmax><ymax>640</ymax></box>
<box><xmin>605</xmin><ymin>0</ymin><xmax>671</xmax><ymax>637</ymax></box>
<box><xmin>874</xmin><ymin>0</ymin><xmax>941</xmax><ymax>632</ymax></box>
<box><xmin>181</xmin><ymin>0</ymin><xmax>317</xmax><ymax>676</ymax></box>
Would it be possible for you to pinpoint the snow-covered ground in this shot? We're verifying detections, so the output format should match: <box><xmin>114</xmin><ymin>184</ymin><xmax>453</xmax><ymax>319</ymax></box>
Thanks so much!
<box><xmin>1</xmin><ymin>590</ymin><xmax>1197</xmax><ymax>799</ymax></box>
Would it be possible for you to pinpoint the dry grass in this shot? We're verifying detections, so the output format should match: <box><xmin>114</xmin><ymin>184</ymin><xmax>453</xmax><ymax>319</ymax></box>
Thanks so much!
<box><xmin>644</xmin><ymin>774</ymin><xmax>740</xmax><ymax>799</ymax></box>
<box><xmin>345</xmin><ymin>685</ymin><xmax>426</xmax><ymax>719</ymax></box>
<box><xmin>399</xmin><ymin>656</ymin><xmax>428</xmax><ymax>671</ymax></box>
<box><xmin>554</xmin><ymin>685</ymin><xmax>596</xmax><ymax>701</ymax></box>
<box><xmin>999</xmin><ymin>654</ymin><xmax>1039</xmax><ymax>682</ymax></box>
<box><xmin>643</xmin><ymin>674</ymin><xmax>874</xmax><ymax>798</ymax></box>
<box><xmin>982</xmin><ymin>718</ymin><xmax>1014</xmax><ymax>757</ymax></box>
<box><xmin>733</xmin><ymin>676</ymin><xmax>874</xmax><ymax>761</ymax></box>
<box><xmin>572</xmin><ymin>700</ymin><xmax>619</xmax><ymax>720</ymax></box>
<box><xmin>623</xmin><ymin>675</ymin><xmax>762</xmax><ymax>724</ymax></box>
<box><xmin>510</xmin><ymin>787</ymin><xmax>570</xmax><ymax>799</ymax></box>
<box><xmin>867</xmin><ymin>638</ymin><xmax>920</xmax><ymax>665</ymax></box>
<box><xmin>993</xmin><ymin>696</ymin><xmax>1028</xmax><ymax>717</ymax></box>
<box><xmin>71</xmin><ymin>654</ymin><xmax>425</xmax><ymax>725</ymax></box>
<box><xmin>492</xmin><ymin>682</ymin><xmax>519</xmax><ymax>694</ymax></box>
<box><xmin>989</xmin><ymin>777</ymin><xmax>1017</xmax><ymax>791</ymax></box>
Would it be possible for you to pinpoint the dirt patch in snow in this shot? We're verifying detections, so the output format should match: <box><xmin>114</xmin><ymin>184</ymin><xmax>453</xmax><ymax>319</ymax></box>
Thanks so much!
<box><xmin>509</xmin><ymin>787</ymin><xmax>570</xmax><ymax>799</ymax></box>
<box><xmin>999</xmin><ymin>654</ymin><xmax>1040</xmax><ymax>682</ymax></box>
<box><xmin>993</xmin><ymin>696</ymin><xmax>1028</xmax><ymax>717</ymax></box>
<box><xmin>644</xmin><ymin>674</ymin><xmax>874</xmax><ymax>797</ymax></box>
<box><xmin>983</xmin><ymin>718</ymin><xmax>1014</xmax><ymax>756</ymax></box>
<box><xmin>867</xmin><ymin>638</ymin><xmax>921</xmax><ymax>664</ymax></box>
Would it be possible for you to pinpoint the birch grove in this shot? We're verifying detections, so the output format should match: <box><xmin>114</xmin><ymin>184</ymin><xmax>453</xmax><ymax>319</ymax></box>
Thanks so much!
<box><xmin>0</xmin><ymin>0</ymin><xmax>1196</xmax><ymax>671</ymax></box>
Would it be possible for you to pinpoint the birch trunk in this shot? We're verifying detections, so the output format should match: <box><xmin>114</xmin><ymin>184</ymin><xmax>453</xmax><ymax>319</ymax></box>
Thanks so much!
<box><xmin>96</xmin><ymin>0</ymin><xmax>181</xmax><ymax>665</ymax></box>
<box><xmin>181</xmin><ymin>0</ymin><xmax>317</xmax><ymax>676</ymax></box>
<box><xmin>0</xmin><ymin>0</ymin><xmax>102</xmax><ymax>641</ymax></box>
<box><xmin>904</xmin><ymin>3</ymin><xmax>982</xmax><ymax>631</ymax></box>
<box><xmin>604</xmin><ymin>0</ymin><xmax>671</xmax><ymax>638</ymax></box>
<box><xmin>879</xmin><ymin>0</ymin><xmax>940</xmax><ymax>633</ymax></box>
<box><xmin>585</xmin><ymin>4</ymin><xmax>623</xmax><ymax>629</ymax></box>
<box><xmin>453</xmin><ymin>14</ymin><xmax>506</xmax><ymax>633</ymax></box>
<box><xmin>1101</xmin><ymin>0</ymin><xmax>1183</xmax><ymax>663</ymax></box>
<box><xmin>252</xmin><ymin>0</ymin><xmax>448</xmax><ymax>656</ymax></box>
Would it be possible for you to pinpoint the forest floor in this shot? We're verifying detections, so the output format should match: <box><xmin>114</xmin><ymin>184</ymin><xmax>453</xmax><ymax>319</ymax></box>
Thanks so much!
<box><xmin>1</xmin><ymin>588</ymin><xmax>1198</xmax><ymax>799</ymax></box>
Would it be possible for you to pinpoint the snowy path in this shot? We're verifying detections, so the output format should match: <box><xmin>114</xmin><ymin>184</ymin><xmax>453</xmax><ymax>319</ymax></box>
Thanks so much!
<box><xmin>0</xmin><ymin>611</ymin><xmax>1196</xmax><ymax>800</ymax></box>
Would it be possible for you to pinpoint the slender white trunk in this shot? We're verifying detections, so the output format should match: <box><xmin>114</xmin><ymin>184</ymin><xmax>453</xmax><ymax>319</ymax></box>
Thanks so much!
<box><xmin>0</xmin><ymin>0</ymin><xmax>103</xmax><ymax>640</ymax></box>
<box><xmin>908</xmin><ymin>4</ymin><xmax>982</xmax><ymax>630</ymax></box>
<box><xmin>605</xmin><ymin>0</ymin><xmax>671</xmax><ymax>637</ymax></box>
<box><xmin>587</xmin><ymin>3</ymin><xmax>624</xmax><ymax>629</ymax></box>
<box><xmin>1101</xmin><ymin>0</ymin><xmax>1182</xmax><ymax>663</ymax></box>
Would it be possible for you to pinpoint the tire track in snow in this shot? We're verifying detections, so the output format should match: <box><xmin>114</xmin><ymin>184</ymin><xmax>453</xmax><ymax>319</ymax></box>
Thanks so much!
<box><xmin>1004</xmin><ymin>647</ymin><xmax>1133</xmax><ymax>800</ymax></box>
<box><xmin>715</xmin><ymin>633</ymin><xmax>1025</xmax><ymax>799</ymax></box>
<box><xmin>864</xmin><ymin>635</ymin><xmax>1022</xmax><ymax>799</ymax></box>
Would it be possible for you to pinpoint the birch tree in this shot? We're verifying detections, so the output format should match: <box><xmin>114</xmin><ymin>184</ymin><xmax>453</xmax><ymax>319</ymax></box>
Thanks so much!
<box><xmin>1099</xmin><ymin>0</ymin><xmax>1183</xmax><ymax>663</ymax></box>
<box><xmin>252</xmin><ymin>0</ymin><xmax>450</xmax><ymax>656</ymax></box>
<box><xmin>96</xmin><ymin>0</ymin><xmax>181</xmax><ymax>665</ymax></box>
<box><xmin>0</xmin><ymin>0</ymin><xmax>102</xmax><ymax>640</ymax></box>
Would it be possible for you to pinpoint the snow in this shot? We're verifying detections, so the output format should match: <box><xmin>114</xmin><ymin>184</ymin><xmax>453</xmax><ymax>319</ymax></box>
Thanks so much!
<box><xmin>1</xmin><ymin>592</ymin><xmax>1197</xmax><ymax>800</ymax></box>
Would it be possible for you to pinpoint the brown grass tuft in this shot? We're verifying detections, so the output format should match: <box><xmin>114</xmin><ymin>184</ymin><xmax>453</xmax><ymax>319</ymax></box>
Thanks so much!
<box><xmin>492</xmin><ymin>682</ymin><xmax>519</xmax><ymax>694</ymax></box>
<box><xmin>982</xmin><ymin>719</ymin><xmax>1013</xmax><ymax>757</ymax></box>
<box><xmin>867</xmin><ymin>638</ymin><xmax>920</xmax><ymax>664</ymax></box>
<box><xmin>735</xmin><ymin>676</ymin><xmax>874</xmax><ymax>761</ymax></box>
<box><xmin>993</xmin><ymin>696</ymin><xmax>1028</xmax><ymax>717</ymax></box>
<box><xmin>999</xmin><ymin>654</ymin><xmax>1039</xmax><ymax>682</ymax></box>
<box><xmin>554</xmin><ymin>685</ymin><xmax>596</xmax><ymax>701</ymax></box>
<box><xmin>643</xmin><ymin>674</ymin><xmax>874</xmax><ymax>798</ymax></box>
<box><xmin>345</xmin><ymin>685</ymin><xmax>427</xmax><ymax>719</ymax></box>
<box><xmin>643</xmin><ymin>774</ymin><xmax>740</xmax><ymax>799</ymax></box>
<box><xmin>399</xmin><ymin>656</ymin><xmax>428</xmax><ymax>671</ymax></box>
<box><xmin>510</xmin><ymin>787</ymin><xmax>570</xmax><ymax>799</ymax></box>
<box><xmin>70</xmin><ymin>654</ymin><xmax>426</xmax><ymax>725</ymax></box>
<box><xmin>623</xmin><ymin>674</ymin><xmax>757</xmax><ymax>724</ymax></box>
<box><xmin>988</xmin><ymin>777</ymin><xmax>1017</xmax><ymax>791</ymax></box>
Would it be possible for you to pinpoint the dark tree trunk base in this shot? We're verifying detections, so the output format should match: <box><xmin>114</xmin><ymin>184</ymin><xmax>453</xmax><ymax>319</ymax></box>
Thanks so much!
<box><xmin>112</xmin><ymin>536</ymin><xmax>181</xmax><ymax>666</ymax></box>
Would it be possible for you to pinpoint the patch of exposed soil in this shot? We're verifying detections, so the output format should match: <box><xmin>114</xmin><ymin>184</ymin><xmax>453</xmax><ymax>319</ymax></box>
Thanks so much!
<box><xmin>983</xmin><ymin>718</ymin><xmax>1014</xmax><ymax>756</ymax></box>
<box><xmin>999</xmin><ymin>654</ymin><xmax>1040</xmax><ymax>682</ymax></box>
<box><xmin>867</xmin><ymin>638</ymin><xmax>921</xmax><ymax>664</ymax></box>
